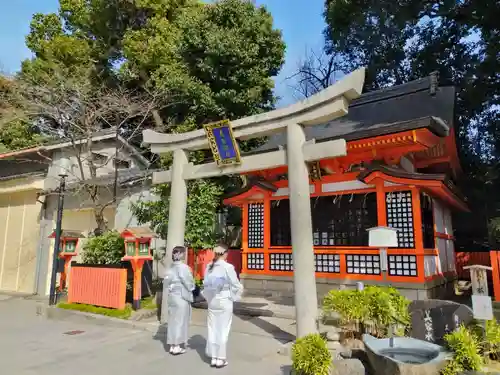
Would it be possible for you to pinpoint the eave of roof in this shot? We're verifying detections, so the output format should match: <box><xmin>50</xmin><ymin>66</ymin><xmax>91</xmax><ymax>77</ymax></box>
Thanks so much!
<box><xmin>0</xmin><ymin>128</ymin><xmax>150</xmax><ymax>168</ymax></box>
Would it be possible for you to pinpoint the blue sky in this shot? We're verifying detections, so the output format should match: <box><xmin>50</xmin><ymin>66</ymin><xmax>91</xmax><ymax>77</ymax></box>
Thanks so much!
<box><xmin>0</xmin><ymin>0</ymin><xmax>325</xmax><ymax>107</ymax></box>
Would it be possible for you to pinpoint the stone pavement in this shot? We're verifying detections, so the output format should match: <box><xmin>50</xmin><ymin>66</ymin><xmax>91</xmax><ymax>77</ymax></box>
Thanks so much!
<box><xmin>0</xmin><ymin>296</ymin><xmax>293</xmax><ymax>375</ymax></box>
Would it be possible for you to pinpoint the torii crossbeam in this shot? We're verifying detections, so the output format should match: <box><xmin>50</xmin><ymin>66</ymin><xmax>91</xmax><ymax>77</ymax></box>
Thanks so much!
<box><xmin>143</xmin><ymin>68</ymin><xmax>366</xmax><ymax>338</ymax></box>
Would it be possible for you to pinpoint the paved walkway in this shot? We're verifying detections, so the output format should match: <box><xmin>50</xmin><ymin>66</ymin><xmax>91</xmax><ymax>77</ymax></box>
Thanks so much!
<box><xmin>0</xmin><ymin>297</ymin><xmax>292</xmax><ymax>375</ymax></box>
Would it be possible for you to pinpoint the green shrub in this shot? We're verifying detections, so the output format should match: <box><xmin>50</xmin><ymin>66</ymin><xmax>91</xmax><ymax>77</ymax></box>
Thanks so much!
<box><xmin>322</xmin><ymin>286</ymin><xmax>410</xmax><ymax>337</ymax></box>
<box><xmin>82</xmin><ymin>231</ymin><xmax>125</xmax><ymax>265</ymax></box>
<box><xmin>140</xmin><ymin>296</ymin><xmax>157</xmax><ymax>310</ymax></box>
<box><xmin>442</xmin><ymin>325</ymin><xmax>483</xmax><ymax>375</ymax></box>
<box><xmin>57</xmin><ymin>302</ymin><xmax>132</xmax><ymax>319</ymax></box>
<box><xmin>484</xmin><ymin>318</ymin><xmax>500</xmax><ymax>360</ymax></box>
<box><xmin>292</xmin><ymin>334</ymin><xmax>332</xmax><ymax>375</ymax></box>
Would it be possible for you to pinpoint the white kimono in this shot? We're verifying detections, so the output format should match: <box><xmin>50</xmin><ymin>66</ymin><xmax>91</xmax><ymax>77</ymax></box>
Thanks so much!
<box><xmin>163</xmin><ymin>261</ymin><xmax>195</xmax><ymax>346</ymax></box>
<box><xmin>202</xmin><ymin>260</ymin><xmax>243</xmax><ymax>360</ymax></box>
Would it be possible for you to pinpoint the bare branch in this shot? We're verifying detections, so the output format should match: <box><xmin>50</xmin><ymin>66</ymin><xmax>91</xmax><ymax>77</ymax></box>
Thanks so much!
<box><xmin>4</xmin><ymin>70</ymin><xmax>167</xmax><ymax>234</ymax></box>
<box><xmin>285</xmin><ymin>46</ymin><xmax>345</xmax><ymax>100</ymax></box>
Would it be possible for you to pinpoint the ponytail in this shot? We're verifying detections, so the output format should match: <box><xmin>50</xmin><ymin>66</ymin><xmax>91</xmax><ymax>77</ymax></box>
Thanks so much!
<box><xmin>208</xmin><ymin>243</ymin><xmax>229</xmax><ymax>272</ymax></box>
<box><xmin>208</xmin><ymin>254</ymin><xmax>223</xmax><ymax>272</ymax></box>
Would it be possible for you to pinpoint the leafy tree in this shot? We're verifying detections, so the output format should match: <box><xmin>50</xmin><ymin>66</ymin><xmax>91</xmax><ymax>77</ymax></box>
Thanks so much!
<box><xmin>322</xmin><ymin>0</ymin><xmax>500</xmax><ymax>248</ymax></box>
<box><xmin>0</xmin><ymin>76</ymin><xmax>48</xmax><ymax>152</ymax></box>
<box><xmin>21</xmin><ymin>0</ymin><xmax>285</xmax><ymax>253</ymax></box>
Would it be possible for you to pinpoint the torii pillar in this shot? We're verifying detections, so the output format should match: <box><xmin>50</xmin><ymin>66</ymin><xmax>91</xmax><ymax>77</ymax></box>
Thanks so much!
<box><xmin>143</xmin><ymin>68</ymin><xmax>366</xmax><ymax>338</ymax></box>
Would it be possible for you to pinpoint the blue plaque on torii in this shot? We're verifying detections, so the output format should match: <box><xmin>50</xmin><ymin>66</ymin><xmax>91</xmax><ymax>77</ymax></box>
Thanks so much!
<box><xmin>204</xmin><ymin>120</ymin><xmax>241</xmax><ymax>166</ymax></box>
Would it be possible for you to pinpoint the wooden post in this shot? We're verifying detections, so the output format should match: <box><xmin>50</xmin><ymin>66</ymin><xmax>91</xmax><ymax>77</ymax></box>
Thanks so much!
<box><xmin>131</xmin><ymin>258</ymin><xmax>145</xmax><ymax>311</ymax></box>
<box><xmin>490</xmin><ymin>251</ymin><xmax>500</xmax><ymax>302</ymax></box>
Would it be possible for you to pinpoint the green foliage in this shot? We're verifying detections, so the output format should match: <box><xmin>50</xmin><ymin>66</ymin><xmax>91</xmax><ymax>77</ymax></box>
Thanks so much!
<box><xmin>82</xmin><ymin>231</ymin><xmax>125</xmax><ymax>265</ymax></box>
<box><xmin>292</xmin><ymin>333</ymin><xmax>332</xmax><ymax>375</ymax></box>
<box><xmin>0</xmin><ymin>120</ymin><xmax>47</xmax><ymax>152</ymax></box>
<box><xmin>0</xmin><ymin>76</ymin><xmax>49</xmax><ymax>152</ymax></box>
<box><xmin>57</xmin><ymin>302</ymin><xmax>132</xmax><ymax>319</ymax></box>
<box><xmin>442</xmin><ymin>325</ymin><xmax>483</xmax><ymax>375</ymax></box>
<box><xmin>140</xmin><ymin>296</ymin><xmax>157</xmax><ymax>310</ymax></box>
<box><xmin>484</xmin><ymin>318</ymin><xmax>500</xmax><ymax>360</ymax></box>
<box><xmin>322</xmin><ymin>286</ymin><xmax>410</xmax><ymax>337</ymax></box>
<box><xmin>132</xmin><ymin>178</ymin><xmax>224</xmax><ymax>250</ymax></box>
<box><xmin>195</xmin><ymin>277</ymin><xmax>203</xmax><ymax>289</ymax></box>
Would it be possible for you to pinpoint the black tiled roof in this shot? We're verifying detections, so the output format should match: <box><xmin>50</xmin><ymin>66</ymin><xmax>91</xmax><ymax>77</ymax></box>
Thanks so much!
<box><xmin>257</xmin><ymin>73</ymin><xmax>455</xmax><ymax>152</ymax></box>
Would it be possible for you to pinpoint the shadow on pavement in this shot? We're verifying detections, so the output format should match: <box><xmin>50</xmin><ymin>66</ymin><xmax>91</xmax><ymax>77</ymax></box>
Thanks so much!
<box><xmin>188</xmin><ymin>334</ymin><xmax>211</xmax><ymax>364</ymax></box>
<box><xmin>153</xmin><ymin>323</ymin><xmax>168</xmax><ymax>352</ymax></box>
<box><xmin>242</xmin><ymin>316</ymin><xmax>295</xmax><ymax>344</ymax></box>
<box><xmin>281</xmin><ymin>365</ymin><xmax>292</xmax><ymax>374</ymax></box>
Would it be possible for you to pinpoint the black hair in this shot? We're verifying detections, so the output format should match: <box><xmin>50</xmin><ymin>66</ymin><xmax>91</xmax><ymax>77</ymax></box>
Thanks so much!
<box><xmin>208</xmin><ymin>243</ymin><xmax>229</xmax><ymax>272</ymax></box>
<box><xmin>171</xmin><ymin>246</ymin><xmax>187</xmax><ymax>262</ymax></box>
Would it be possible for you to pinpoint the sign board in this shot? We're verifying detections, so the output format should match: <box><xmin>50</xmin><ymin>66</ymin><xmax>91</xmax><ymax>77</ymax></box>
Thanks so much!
<box><xmin>464</xmin><ymin>265</ymin><xmax>491</xmax><ymax>296</ymax></box>
<box><xmin>204</xmin><ymin>120</ymin><xmax>241</xmax><ymax>167</ymax></box>
<box><xmin>367</xmin><ymin>226</ymin><xmax>399</xmax><ymax>248</ymax></box>
<box><xmin>471</xmin><ymin>295</ymin><xmax>493</xmax><ymax>321</ymax></box>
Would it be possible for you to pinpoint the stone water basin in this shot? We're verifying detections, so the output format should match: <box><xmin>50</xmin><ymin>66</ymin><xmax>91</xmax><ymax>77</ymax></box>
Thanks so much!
<box><xmin>363</xmin><ymin>334</ymin><xmax>452</xmax><ymax>375</ymax></box>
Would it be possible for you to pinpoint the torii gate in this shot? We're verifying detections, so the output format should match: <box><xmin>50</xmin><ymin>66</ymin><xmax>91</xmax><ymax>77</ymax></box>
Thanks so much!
<box><xmin>143</xmin><ymin>68</ymin><xmax>366</xmax><ymax>338</ymax></box>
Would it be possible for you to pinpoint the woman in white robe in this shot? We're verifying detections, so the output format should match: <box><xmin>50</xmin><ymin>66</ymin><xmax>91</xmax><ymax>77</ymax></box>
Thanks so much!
<box><xmin>202</xmin><ymin>243</ymin><xmax>243</xmax><ymax>368</ymax></box>
<box><xmin>163</xmin><ymin>246</ymin><xmax>195</xmax><ymax>355</ymax></box>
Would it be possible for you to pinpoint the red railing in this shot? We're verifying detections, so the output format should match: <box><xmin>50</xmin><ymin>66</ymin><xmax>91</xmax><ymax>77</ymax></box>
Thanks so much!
<box><xmin>187</xmin><ymin>249</ymin><xmax>242</xmax><ymax>279</ymax></box>
<box><xmin>455</xmin><ymin>251</ymin><xmax>491</xmax><ymax>279</ymax></box>
<box><xmin>68</xmin><ymin>265</ymin><xmax>127</xmax><ymax>309</ymax></box>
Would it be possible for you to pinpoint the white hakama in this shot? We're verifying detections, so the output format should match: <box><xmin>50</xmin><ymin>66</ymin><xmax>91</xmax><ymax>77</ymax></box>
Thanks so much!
<box><xmin>202</xmin><ymin>260</ymin><xmax>243</xmax><ymax>360</ymax></box>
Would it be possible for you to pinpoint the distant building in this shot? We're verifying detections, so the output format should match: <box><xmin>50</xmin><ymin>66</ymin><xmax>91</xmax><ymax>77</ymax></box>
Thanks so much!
<box><xmin>0</xmin><ymin>129</ymin><xmax>160</xmax><ymax>296</ymax></box>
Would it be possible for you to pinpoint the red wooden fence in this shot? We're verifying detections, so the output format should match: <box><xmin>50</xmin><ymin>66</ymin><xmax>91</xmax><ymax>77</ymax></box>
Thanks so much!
<box><xmin>68</xmin><ymin>265</ymin><xmax>127</xmax><ymax>309</ymax></box>
<box><xmin>187</xmin><ymin>249</ymin><xmax>242</xmax><ymax>279</ymax></box>
<box><xmin>455</xmin><ymin>251</ymin><xmax>491</xmax><ymax>280</ymax></box>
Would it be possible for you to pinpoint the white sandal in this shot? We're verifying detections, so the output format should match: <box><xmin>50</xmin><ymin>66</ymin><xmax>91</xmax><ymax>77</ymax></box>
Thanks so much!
<box><xmin>210</xmin><ymin>358</ymin><xmax>217</xmax><ymax>367</ymax></box>
<box><xmin>216</xmin><ymin>359</ymin><xmax>228</xmax><ymax>368</ymax></box>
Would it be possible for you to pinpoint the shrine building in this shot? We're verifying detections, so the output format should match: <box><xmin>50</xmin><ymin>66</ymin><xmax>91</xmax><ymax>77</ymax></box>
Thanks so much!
<box><xmin>223</xmin><ymin>73</ymin><xmax>466</xmax><ymax>301</ymax></box>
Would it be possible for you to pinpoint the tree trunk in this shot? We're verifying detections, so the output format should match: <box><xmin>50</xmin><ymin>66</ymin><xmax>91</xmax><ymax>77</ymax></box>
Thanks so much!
<box><xmin>93</xmin><ymin>208</ymin><xmax>108</xmax><ymax>236</ymax></box>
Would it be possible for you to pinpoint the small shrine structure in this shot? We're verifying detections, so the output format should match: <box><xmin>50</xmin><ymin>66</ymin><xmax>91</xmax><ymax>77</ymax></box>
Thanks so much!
<box><xmin>48</xmin><ymin>230</ymin><xmax>85</xmax><ymax>291</ymax></box>
<box><xmin>223</xmin><ymin>72</ymin><xmax>466</xmax><ymax>301</ymax></box>
<box><xmin>121</xmin><ymin>227</ymin><xmax>156</xmax><ymax>310</ymax></box>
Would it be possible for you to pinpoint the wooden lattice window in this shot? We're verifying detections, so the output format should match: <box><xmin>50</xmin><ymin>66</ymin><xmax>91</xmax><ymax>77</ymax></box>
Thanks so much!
<box><xmin>246</xmin><ymin>253</ymin><xmax>265</xmax><ymax>270</ymax></box>
<box><xmin>248</xmin><ymin>203</ymin><xmax>264</xmax><ymax>248</ymax></box>
<box><xmin>346</xmin><ymin>254</ymin><xmax>381</xmax><ymax>275</ymax></box>
<box><xmin>269</xmin><ymin>252</ymin><xmax>293</xmax><ymax>271</ymax></box>
<box><xmin>315</xmin><ymin>253</ymin><xmax>340</xmax><ymax>273</ymax></box>
<box><xmin>420</xmin><ymin>193</ymin><xmax>435</xmax><ymax>249</ymax></box>
<box><xmin>386</xmin><ymin>191</ymin><xmax>415</xmax><ymax>248</ymax></box>
<box><xmin>388</xmin><ymin>255</ymin><xmax>418</xmax><ymax>277</ymax></box>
